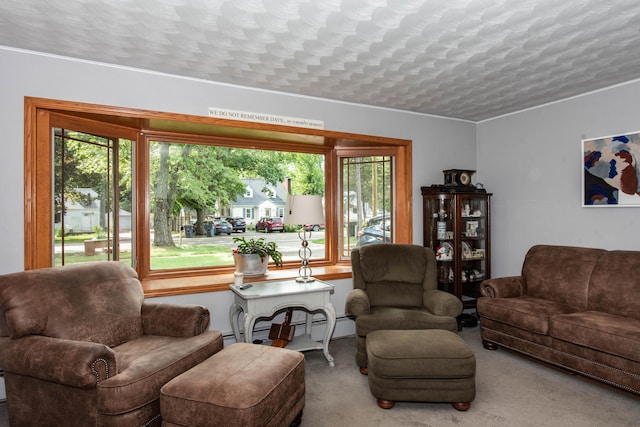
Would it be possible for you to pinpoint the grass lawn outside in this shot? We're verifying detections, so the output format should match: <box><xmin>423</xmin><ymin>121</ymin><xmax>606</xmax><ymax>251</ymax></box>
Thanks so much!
<box><xmin>55</xmin><ymin>232</ymin><xmax>341</xmax><ymax>269</ymax></box>
<box><xmin>56</xmin><ymin>233</ymin><xmax>233</xmax><ymax>269</ymax></box>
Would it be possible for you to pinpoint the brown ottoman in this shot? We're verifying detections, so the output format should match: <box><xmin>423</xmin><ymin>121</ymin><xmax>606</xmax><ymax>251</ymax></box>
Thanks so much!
<box><xmin>366</xmin><ymin>329</ymin><xmax>476</xmax><ymax>411</ymax></box>
<box><xmin>160</xmin><ymin>343</ymin><xmax>305</xmax><ymax>427</ymax></box>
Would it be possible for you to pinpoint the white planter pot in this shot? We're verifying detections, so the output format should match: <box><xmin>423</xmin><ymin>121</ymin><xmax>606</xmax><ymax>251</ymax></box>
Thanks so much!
<box><xmin>233</xmin><ymin>253</ymin><xmax>269</xmax><ymax>276</ymax></box>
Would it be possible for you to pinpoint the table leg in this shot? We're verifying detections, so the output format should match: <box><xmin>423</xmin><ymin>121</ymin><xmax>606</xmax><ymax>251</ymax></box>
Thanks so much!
<box><xmin>305</xmin><ymin>312</ymin><xmax>313</xmax><ymax>336</ymax></box>
<box><xmin>242</xmin><ymin>312</ymin><xmax>257</xmax><ymax>344</ymax></box>
<box><xmin>228</xmin><ymin>302</ymin><xmax>243</xmax><ymax>343</ymax></box>
<box><xmin>322</xmin><ymin>302</ymin><xmax>337</xmax><ymax>367</ymax></box>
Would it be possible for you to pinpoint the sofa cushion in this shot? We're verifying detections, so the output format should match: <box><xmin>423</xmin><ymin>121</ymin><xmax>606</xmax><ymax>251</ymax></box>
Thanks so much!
<box><xmin>366</xmin><ymin>282</ymin><xmax>425</xmax><ymax>307</ymax></box>
<box><xmin>477</xmin><ymin>296</ymin><xmax>578</xmax><ymax>335</ymax></box>
<box><xmin>358</xmin><ymin>244</ymin><xmax>435</xmax><ymax>307</ymax></box>
<box><xmin>366</xmin><ymin>329</ymin><xmax>475</xmax><ymax>379</ymax></box>
<box><xmin>549</xmin><ymin>311</ymin><xmax>640</xmax><ymax>363</ymax></box>
<box><xmin>355</xmin><ymin>306</ymin><xmax>458</xmax><ymax>336</ymax></box>
<box><xmin>0</xmin><ymin>262</ymin><xmax>144</xmax><ymax>347</ymax></box>
<box><xmin>359</xmin><ymin>244</ymin><xmax>429</xmax><ymax>285</ymax></box>
<box><xmin>98</xmin><ymin>330</ymin><xmax>224</xmax><ymax>415</ymax></box>
<box><xmin>522</xmin><ymin>245</ymin><xmax>606</xmax><ymax>310</ymax></box>
<box><xmin>588</xmin><ymin>250</ymin><xmax>640</xmax><ymax>321</ymax></box>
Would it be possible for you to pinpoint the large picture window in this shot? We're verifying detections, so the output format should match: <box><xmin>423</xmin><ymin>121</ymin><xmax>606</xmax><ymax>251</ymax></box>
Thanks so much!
<box><xmin>146</xmin><ymin>140</ymin><xmax>326</xmax><ymax>270</ymax></box>
<box><xmin>25</xmin><ymin>98</ymin><xmax>413</xmax><ymax>295</ymax></box>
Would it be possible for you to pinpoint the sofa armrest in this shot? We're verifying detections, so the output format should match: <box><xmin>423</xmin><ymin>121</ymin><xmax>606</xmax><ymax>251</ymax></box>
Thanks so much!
<box><xmin>0</xmin><ymin>335</ymin><xmax>115</xmax><ymax>388</ymax></box>
<box><xmin>345</xmin><ymin>289</ymin><xmax>370</xmax><ymax>317</ymax></box>
<box><xmin>480</xmin><ymin>276</ymin><xmax>525</xmax><ymax>298</ymax></box>
<box><xmin>141</xmin><ymin>302</ymin><xmax>210</xmax><ymax>337</ymax></box>
<box><xmin>423</xmin><ymin>290</ymin><xmax>463</xmax><ymax>317</ymax></box>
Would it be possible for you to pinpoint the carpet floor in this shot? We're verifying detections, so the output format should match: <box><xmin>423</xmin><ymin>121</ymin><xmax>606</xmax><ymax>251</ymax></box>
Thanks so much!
<box><xmin>301</xmin><ymin>326</ymin><xmax>640</xmax><ymax>427</ymax></box>
<box><xmin>0</xmin><ymin>326</ymin><xmax>637</xmax><ymax>426</ymax></box>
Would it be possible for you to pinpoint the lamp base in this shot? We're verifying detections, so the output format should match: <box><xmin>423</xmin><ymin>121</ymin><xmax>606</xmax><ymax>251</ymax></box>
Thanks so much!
<box><xmin>295</xmin><ymin>276</ymin><xmax>315</xmax><ymax>283</ymax></box>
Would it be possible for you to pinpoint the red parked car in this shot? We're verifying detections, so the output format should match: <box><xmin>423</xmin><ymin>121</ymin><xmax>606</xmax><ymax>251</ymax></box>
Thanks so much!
<box><xmin>256</xmin><ymin>217</ymin><xmax>284</xmax><ymax>232</ymax></box>
<box><xmin>304</xmin><ymin>224</ymin><xmax>325</xmax><ymax>231</ymax></box>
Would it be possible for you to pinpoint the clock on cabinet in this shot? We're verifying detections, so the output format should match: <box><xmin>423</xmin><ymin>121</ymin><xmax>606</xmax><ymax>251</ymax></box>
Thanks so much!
<box><xmin>443</xmin><ymin>169</ymin><xmax>475</xmax><ymax>187</ymax></box>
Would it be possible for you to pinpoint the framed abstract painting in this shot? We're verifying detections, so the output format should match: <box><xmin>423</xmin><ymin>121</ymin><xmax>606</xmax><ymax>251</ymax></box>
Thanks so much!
<box><xmin>583</xmin><ymin>131</ymin><xmax>640</xmax><ymax>207</ymax></box>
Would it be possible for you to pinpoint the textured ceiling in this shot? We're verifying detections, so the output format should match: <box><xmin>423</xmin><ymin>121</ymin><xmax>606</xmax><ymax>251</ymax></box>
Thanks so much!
<box><xmin>2</xmin><ymin>0</ymin><xmax>640</xmax><ymax>121</ymax></box>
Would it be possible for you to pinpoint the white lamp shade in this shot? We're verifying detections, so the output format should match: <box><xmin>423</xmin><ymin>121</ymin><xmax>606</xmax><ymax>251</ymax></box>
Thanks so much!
<box><xmin>283</xmin><ymin>195</ymin><xmax>325</xmax><ymax>225</ymax></box>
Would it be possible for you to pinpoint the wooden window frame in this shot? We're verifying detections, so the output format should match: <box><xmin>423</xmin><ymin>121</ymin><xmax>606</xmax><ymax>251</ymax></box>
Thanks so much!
<box><xmin>24</xmin><ymin>97</ymin><xmax>412</xmax><ymax>297</ymax></box>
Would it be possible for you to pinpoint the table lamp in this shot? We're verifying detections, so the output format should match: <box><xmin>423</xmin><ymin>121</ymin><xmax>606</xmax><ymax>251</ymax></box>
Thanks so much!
<box><xmin>283</xmin><ymin>195</ymin><xmax>325</xmax><ymax>282</ymax></box>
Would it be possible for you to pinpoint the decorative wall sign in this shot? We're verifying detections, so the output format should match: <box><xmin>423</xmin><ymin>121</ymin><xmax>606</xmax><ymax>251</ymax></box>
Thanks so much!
<box><xmin>583</xmin><ymin>131</ymin><xmax>640</xmax><ymax>206</ymax></box>
<box><xmin>208</xmin><ymin>108</ymin><xmax>324</xmax><ymax>129</ymax></box>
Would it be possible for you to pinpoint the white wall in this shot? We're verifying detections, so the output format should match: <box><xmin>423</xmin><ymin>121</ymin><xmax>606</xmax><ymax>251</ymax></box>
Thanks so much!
<box><xmin>0</xmin><ymin>48</ymin><xmax>476</xmax><ymax>399</ymax></box>
<box><xmin>477</xmin><ymin>80</ymin><xmax>640</xmax><ymax>278</ymax></box>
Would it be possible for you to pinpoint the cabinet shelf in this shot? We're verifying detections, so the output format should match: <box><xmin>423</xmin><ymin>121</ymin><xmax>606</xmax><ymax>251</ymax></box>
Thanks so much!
<box><xmin>422</xmin><ymin>186</ymin><xmax>492</xmax><ymax>315</ymax></box>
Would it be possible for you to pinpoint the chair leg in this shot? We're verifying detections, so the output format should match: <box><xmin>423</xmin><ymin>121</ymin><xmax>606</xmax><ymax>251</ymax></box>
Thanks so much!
<box><xmin>482</xmin><ymin>340</ymin><xmax>499</xmax><ymax>350</ymax></box>
<box><xmin>377</xmin><ymin>399</ymin><xmax>394</xmax><ymax>409</ymax></box>
<box><xmin>359</xmin><ymin>366</ymin><xmax>368</xmax><ymax>375</ymax></box>
<box><xmin>290</xmin><ymin>410</ymin><xmax>303</xmax><ymax>427</ymax></box>
<box><xmin>451</xmin><ymin>402</ymin><xmax>471</xmax><ymax>411</ymax></box>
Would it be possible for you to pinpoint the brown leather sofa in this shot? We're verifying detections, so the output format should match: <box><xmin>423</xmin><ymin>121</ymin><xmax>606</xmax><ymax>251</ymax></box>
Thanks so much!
<box><xmin>346</xmin><ymin>244</ymin><xmax>463</xmax><ymax>372</ymax></box>
<box><xmin>0</xmin><ymin>262</ymin><xmax>224</xmax><ymax>426</ymax></box>
<box><xmin>477</xmin><ymin>245</ymin><xmax>640</xmax><ymax>395</ymax></box>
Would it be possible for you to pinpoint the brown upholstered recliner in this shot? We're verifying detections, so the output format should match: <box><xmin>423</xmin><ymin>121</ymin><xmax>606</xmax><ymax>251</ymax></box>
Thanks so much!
<box><xmin>0</xmin><ymin>262</ymin><xmax>224</xmax><ymax>426</ymax></box>
<box><xmin>346</xmin><ymin>244</ymin><xmax>463</xmax><ymax>372</ymax></box>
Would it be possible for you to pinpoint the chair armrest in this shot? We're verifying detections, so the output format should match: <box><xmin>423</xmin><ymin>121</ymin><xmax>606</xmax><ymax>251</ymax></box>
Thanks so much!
<box><xmin>0</xmin><ymin>335</ymin><xmax>115</xmax><ymax>388</ymax></box>
<box><xmin>141</xmin><ymin>302</ymin><xmax>210</xmax><ymax>337</ymax></box>
<box><xmin>423</xmin><ymin>290</ymin><xmax>463</xmax><ymax>317</ymax></box>
<box><xmin>479</xmin><ymin>276</ymin><xmax>525</xmax><ymax>298</ymax></box>
<box><xmin>345</xmin><ymin>289</ymin><xmax>370</xmax><ymax>317</ymax></box>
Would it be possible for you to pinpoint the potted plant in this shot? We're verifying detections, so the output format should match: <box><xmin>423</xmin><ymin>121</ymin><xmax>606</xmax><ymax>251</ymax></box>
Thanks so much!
<box><xmin>232</xmin><ymin>236</ymin><xmax>283</xmax><ymax>276</ymax></box>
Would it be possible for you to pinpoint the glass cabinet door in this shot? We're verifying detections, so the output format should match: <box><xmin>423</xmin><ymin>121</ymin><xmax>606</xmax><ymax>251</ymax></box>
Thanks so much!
<box><xmin>459</xmin><ymin>195</ymin><xmax>489</xmax><ymax>306</ymax></box>
<box><xmin>424</xmin><ymin>194</ymin><xmax>456</xmax><ymax>293</ymax></box>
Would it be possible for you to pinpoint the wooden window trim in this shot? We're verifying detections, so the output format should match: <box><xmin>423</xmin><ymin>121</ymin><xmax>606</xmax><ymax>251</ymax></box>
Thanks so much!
<box><xmin>24</xmin><ymin>97</ymin><xmax>412</xmax><ymax>296</ymax></box>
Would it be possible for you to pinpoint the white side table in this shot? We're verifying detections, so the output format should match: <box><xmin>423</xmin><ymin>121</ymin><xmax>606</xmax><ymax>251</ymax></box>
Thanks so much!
<box><xmin>229</xmin><ymin>279</ymin><xmax>337</xmax><ymax>367</ymax></box>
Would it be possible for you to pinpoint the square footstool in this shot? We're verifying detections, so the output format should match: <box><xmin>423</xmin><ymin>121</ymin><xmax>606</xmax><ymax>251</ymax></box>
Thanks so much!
<box><xmin>366</xmin><ymin>329</ymin><xmax>476</xmax><ymax>411</ymax></box>
<box><xmin>160</xmin><ymin>343</ymin><xmax>305</xmax><ymax>427</ymax></box>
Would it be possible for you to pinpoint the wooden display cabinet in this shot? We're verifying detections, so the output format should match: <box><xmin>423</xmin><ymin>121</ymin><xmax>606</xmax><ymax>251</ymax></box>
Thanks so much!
<box><xmin>421</xmin><ymin>186</ymin><xmax>491</xmax><ymax>315</ymax></box>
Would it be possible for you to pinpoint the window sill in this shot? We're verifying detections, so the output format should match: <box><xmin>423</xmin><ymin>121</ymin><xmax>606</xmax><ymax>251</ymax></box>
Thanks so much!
<box><xmin>142</xmin><ymin>265</ymin><xmax>353</xmax><ymax>298</ymax></box>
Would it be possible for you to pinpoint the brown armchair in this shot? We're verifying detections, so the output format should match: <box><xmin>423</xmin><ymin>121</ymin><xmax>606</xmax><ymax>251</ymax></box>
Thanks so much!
<box><xmin>346</xmin><ymin>244</ymin><xmax>462</xmax><ymax>371</ymax></box>
<box><xmin>0</xmin><ymin>262</ymin><xmax>223</xmax><ymax>426</ymax></box>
